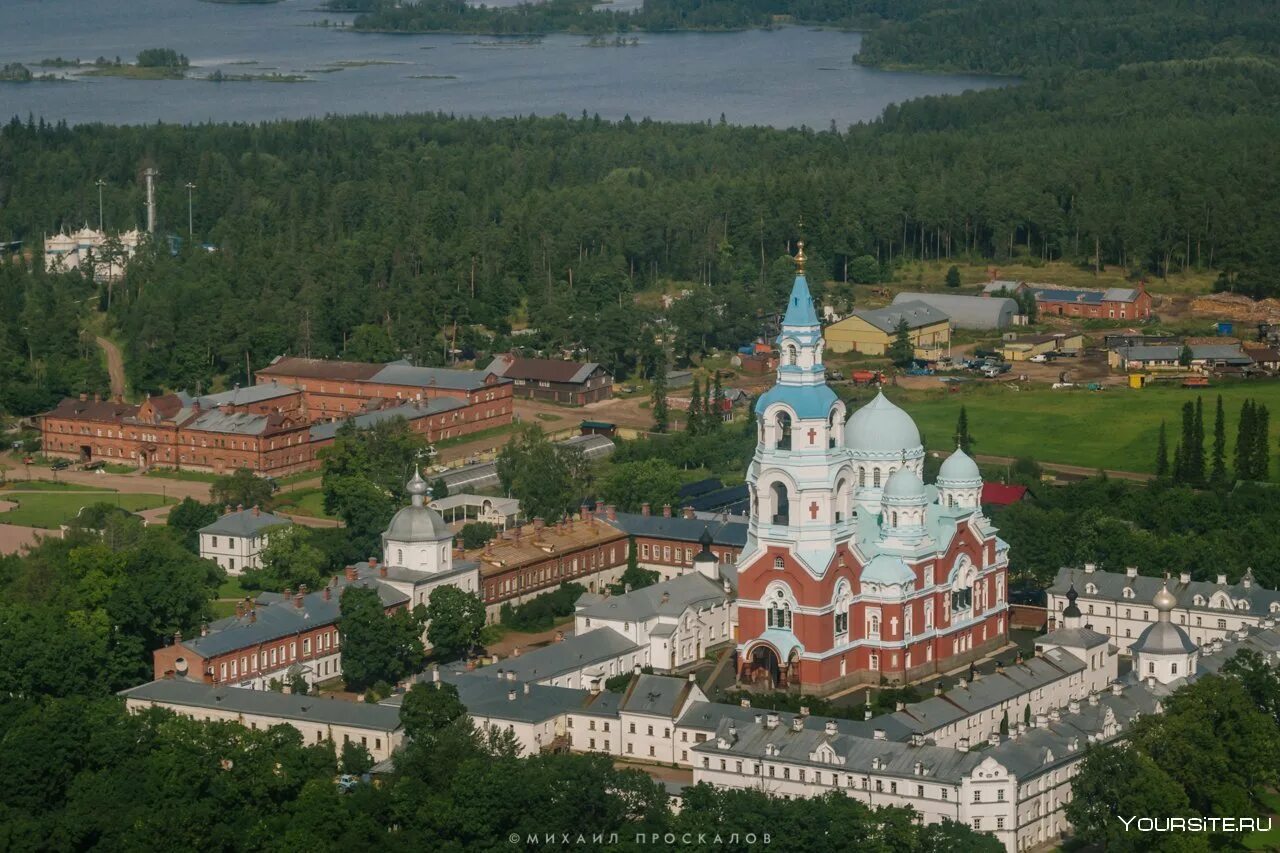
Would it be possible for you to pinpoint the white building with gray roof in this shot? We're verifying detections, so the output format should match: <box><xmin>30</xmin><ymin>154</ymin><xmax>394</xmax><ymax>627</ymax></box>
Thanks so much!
<box><xmin>1047</xmin><ymin>564</ymin><xmax>1280</xmax><ymax>651</ymax></box>
<box><xmin>199</xmin><ymin>505</ymin><xmax>292</xmax><ymax>575</ymax></box>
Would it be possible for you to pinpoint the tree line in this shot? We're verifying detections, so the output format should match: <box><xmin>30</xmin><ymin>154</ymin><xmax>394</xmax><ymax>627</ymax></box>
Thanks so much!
<box><xmin>1155</xmin><ymin>394</ymin><xmax>1271</xmax><ymax>486</ymax></box>
<box><xmin>3</xmin><ymin>46</ymin><xmax>1280</xmax><ymax>411</ymax></box>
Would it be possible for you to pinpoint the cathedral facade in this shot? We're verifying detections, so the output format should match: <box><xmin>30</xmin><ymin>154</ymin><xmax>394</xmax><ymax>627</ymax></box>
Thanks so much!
<box><xmin>735</xmin><ymin>247</ymin><xmax>1009</xmax><ymax>694</ymax></box>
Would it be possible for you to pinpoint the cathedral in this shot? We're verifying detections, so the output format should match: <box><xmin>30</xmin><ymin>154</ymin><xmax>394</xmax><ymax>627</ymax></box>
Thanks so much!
<box><xmin>735</xmin><ymin>246</ymin><xmax>1009</xmax><ymax>694</ymax></box>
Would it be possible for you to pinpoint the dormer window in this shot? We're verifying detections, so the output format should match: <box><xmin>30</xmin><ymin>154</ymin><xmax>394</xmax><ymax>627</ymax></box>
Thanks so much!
<box><xmin>1085</xmin><ymin>583</ymin><xmax>1097</xmax><ymax>595</ymax></box>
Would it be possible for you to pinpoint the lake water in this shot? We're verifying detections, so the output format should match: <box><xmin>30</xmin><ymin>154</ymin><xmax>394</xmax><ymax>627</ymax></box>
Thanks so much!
<box><xmin>0</xmin><ymin>0</ymin><xmax>1003</xmax><ymax>128</ymax></box>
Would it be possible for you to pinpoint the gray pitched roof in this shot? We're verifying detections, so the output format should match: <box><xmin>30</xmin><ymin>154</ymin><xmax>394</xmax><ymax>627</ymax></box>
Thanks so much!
<box><xmin>621</xmin><ymin>673</ymin><xmax>697</xmax><ymax>717</ymax></box>
<box><xmin>1113</xmin><ymin>345</ymin><xmax>1181</xmax><ymax>362</ymax></box>
<box><xmin>577</xmin><ymin>572</ymin><xmax>727</xmax><ymax>623</ymax></box>
<box><xmin>120</xmin><ymin>679</ymin><xmax>403</xmax><ymax>731</ymax></box>
<box><xmin>308</xmin><ymin>399</ymin><xmax>466</xmax><ymax>441</ymax></box>
<box><xmin>602</xmin><ymin>512</ymin><xmax>748</xmax><ymax>548</ymax></box>
<box><xmin>1050</xmin><ymin>567</ymin><xmax>1280</xmax><ymax>619</ymax></box>
<box><xmin>371</xmin><ymin>362</ymin><xmax>502</xmax><ymax>392</ymax></box>
<box><xmin>464</xmin><ymin>628</ymin><xmax>641</xmax><ymax>685</ymax></box>
<box><xmin>890</xmin><ymin>293</ymin><xmax>1018</xmax><ymax>329</ymax></box>
<box><xmin>1036</xmin><ymin>626</ymin><xmax>1110</xmax><ymax>650</ymax></box>
<box><xmin>196</xmin><ymin>383</ymin><xmax>299</xmax><ymax>408</ymax></box>
<box><xmin>851</xmin><ymin>300</ymin><xmax>950</xmax><ymax>334</ymax></box>
<box><xmin>1189</xmin><ymin>343</ymin><xmax>1250</xmax><ymax>364</ymax></box>
<box><xmin>199</xmin><ymin>507</ymin><xmax>291</xmax><ymax>538</ymax></box>
<box><xmin>183</xmin><ymin>574</ymin><xmax>407</xmax><ymax>659</ymax></box>
<box><xmin>395</xmin><ymin>670</ymin><xmax>592</xmax><ymax>724</ymax></box>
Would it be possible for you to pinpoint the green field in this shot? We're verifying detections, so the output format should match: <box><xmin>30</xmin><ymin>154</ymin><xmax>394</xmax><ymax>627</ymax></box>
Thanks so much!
<box><xmin>273</xmin><ymin>487</ymin><xmax>334</xmax><ymax>519</ymax></box>
<box><xmin>0</xmin><ymin>493</ymin><xmax>172</xmax><ymax>528</ymax></box>
<box><xmin>892</xmin><ymin>381</ymin><xmax>1280</xmax><ymax>476</ymax></box>
<box><xmin>144</xmin><ymin>469</ymin><xmax>222</xmax><ymax>483</ymax></box>
<box><xmin>0</xmin><ymin>481</ymin><xmax>111</xmax><ymax>492</ymax></box>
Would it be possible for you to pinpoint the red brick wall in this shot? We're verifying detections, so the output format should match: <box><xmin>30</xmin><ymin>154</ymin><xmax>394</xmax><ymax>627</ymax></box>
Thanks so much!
<box><xmin>481</xmin><ymin>535</ymin><xmax>627</xmax><ymax>604</ymax></box>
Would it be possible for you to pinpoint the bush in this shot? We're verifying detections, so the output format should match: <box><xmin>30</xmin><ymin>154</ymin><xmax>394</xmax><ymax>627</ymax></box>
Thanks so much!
<box><xmin>459</xmin><ymin>521</ymin><xmax>498</xmax><ymax>550</ymax></box>
<box><xmin>498</xmin><ymin>582</ymin><xmax>585</xmax><ymax>633</ymax></box>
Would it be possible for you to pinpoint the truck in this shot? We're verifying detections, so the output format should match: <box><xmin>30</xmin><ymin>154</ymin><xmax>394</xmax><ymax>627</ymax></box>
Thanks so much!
<box><xmin>850</xmin><ymin>370</ymin><xmax>883</xmax><ymax>386</ymax></box>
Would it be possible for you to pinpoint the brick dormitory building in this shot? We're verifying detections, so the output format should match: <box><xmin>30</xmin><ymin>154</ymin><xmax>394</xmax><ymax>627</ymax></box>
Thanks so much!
<box><xmin>39</xmin><ymin>356</ymin><xmax>513</xmax><ymax>475</ymax></box>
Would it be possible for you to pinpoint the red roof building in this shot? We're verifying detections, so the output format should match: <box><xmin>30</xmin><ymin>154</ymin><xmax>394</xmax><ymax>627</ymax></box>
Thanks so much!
<box><xmin>981</xmin><ymin>483</ymin><xmax>1029</xmax><ymax>507</ymax></box>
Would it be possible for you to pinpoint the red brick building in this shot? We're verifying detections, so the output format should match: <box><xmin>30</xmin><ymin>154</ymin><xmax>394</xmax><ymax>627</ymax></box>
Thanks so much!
<box><xmin>40</xmin><ymin>357</ymin><xmax>514</xmax><ymax>474</ymax></box>
<box><xmin>153</xmin><ymin>566</ymin><xmax>406</xmax><ymax>689</ymax></box>
<box><xmin>1025</xmin><ymin>283</ymin><xmax>1152</xmax><ymax>320</ymax></box>
<box><xmin>596</xmin><ymin>504</ymin><xmax>747</xmax><ymax>578</ymax></box>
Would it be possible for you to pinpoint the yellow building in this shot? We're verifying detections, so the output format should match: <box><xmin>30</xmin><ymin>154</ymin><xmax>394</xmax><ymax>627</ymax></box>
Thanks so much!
<box><xmin>825</xmin><ymin>300</ymin><xmax>951</xmax><ymax>358</ymax></box>
<box><xmin>1000</xmin><ymin>332</ymin><xmax>1085</xmax><ymax>361</ymax></box>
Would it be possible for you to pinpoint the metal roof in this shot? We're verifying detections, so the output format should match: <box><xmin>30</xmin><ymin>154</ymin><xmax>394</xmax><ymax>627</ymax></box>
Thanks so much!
<box><xmin>120</xmin><ymin>679</ymin><xmax>403</xmax><ymax>731</ymax></box>
<box><xmin>308</xmin><ymin>399</ymin><xmax>466</xmax><ymax>442</ymax></box>
<box><xmin>850</xmin><ymin>300</ymin><xmax>949</xmax><ymax>334</ymax></box>
<box><xmin>463</xmin><ymin>628</ymin><xmax>641</xmax><ymax>685</ymax></box>
<box><xmin>199</xmin><ymin>508</ymin><xmax>291</xmax><ymax>538</ymax></box>
<box><xmin>621</xmin><ymin>673</ymin><xmax>700</xmax><ymax>718</ymax></box>
<box><xmin>1049</xmin><ymin>566</ymin><xmax>1280</xmax><ymax>619</ymax></box>
<box><xmin>486</xmin><ymin>355</ymin><xmax>605</xmax><ymax>385</ymax></box>
<box><xmin>577</xmin><ymin>572</ymin><xmax>728</xmax><ymax>624</ymax></box>
<box><xmin>371</xmin><ymin>362</ymin><xmax>502</xmax><ymax>392</ymax></box>
<box><xmin>602</xmin><ymin>512</ymin><xmax>749</xmax><ymax>548</ymax></box>
<box><xmin>891</xmin><ymin>293</ymin><xmax>1017</xmax><ymax>329</ymax></box>
<box><xmin>196</xmin><ymin>383</ymin><xmax>299</xmax><ymax>409</ymax></box>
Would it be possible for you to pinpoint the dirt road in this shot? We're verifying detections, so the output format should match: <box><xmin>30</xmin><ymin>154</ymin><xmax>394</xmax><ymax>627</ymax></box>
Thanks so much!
<box><xmin>96</xmin><ymin>336</ymin><xmax>127</xmax><ymax>399</ymax></box>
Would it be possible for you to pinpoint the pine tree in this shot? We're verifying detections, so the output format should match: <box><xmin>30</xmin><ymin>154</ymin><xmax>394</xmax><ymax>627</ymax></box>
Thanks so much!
<box><xmin>710</xmin><ymin>370</ymin><xmax>725</xmax><ymax>430</ymax></box>
<box><xmin>889</xmin><ymin>318</ymin><xmax>914</xmax><ymax>366</ymax></box>
<box><xmin>1176</xmin><ymin>401</ymin><xmax>1195</xmax><ymax>483</ymax></box>
<box><xmin>651</xmin><ymin>366</ymin><xmax>669</xmax><ymax>433</ymax></box>
<box><xmin>1155</xmin><ymin>420</ymin><xmax>1169</xmax><ymax>479</ymax></box>
<box><xmin>701</xmin><ymin>380</ymin><xmax>714</xmax><ymax>433</ymax></box>
<box><xmin>1211</xmin><ymin>394</ymin><xmax>1227</xmax><ymax>485</ymax></box>
<box><xmin>1190</xmin><ymin>395</ymin><xmax>1206</xmax><ymax>485</ymax></box>
<box><xmin>688</xmin><ymin>375</ymin><xmax>703</xmax><ymax>436</ymax></box>
<box><xmin>1254</xmin><ymin>402</ymin><xmax>1270</xmax><ymax>481</ymax></box>
<box><xmin>955</xmin><ymin>405</ymin><xmax>974</xmax><ymax>453</ymax></box>
<box><xmin>1236</xmin><ymin>399</ymin><xmax>1256</xmax><ymax>480</ymax></box>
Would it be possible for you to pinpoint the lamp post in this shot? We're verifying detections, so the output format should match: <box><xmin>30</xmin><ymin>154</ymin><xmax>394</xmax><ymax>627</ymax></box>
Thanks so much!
<box><xmin>95</xmin><ymin>179</ymin><xmax>106</xmax><ymax>231</ymax></box>
<box><xmin>185</xmin><ymin>182</ymin><xmax>196</xmax><ymax>237</ymax></box>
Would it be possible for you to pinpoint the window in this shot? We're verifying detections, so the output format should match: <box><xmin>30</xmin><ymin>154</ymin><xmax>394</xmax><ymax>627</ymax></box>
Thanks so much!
<box><xmin>774</xmin><ymin>556</ymin><xmax>784</xmax><ymax>569</ymax></box>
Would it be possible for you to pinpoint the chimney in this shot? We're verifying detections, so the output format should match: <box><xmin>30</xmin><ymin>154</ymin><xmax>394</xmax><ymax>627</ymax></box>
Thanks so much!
<box><xmin>368</xmin><ymin>557</ymin><xmax>377</xmax><ymax>568</ymax></box>
<box><xmin>506</xmin><ymin>670</ymin><xmax>517</xmax><ymax>682</ymax></box>
<box><xmin>224</xmin><ymin>505</ymin><xmax>232</xmax><ymax>515</ymax></box>
<box><xmin>873</xmin><ymin>728</ymin><xmax>886</xmax><ymax>741</ymax></box>
<box><xmin>753</xmin><ymin>714</ymin><xmax>762</xmax><ymax>725</ymax></box>
<box><xmin>299</xmin><ymin>584</ymin><xmax>308</xmax><ymax>597</ymax></box>
<box><xmin>237</xmin><ymin>503</ymin><xmax>244</xmax><ymax>513</ymax></box>
<box><xmin>1068</xmin><ymin>700</ymin><xmax>1081</xmax><ymax>714</ymax></box>
<box><xmin>507</xmin><ymin>689</ymin><xmax>517</xmax><ymax>701</ymax></box>
<box><xmin>173</xmin><ymin>630</ymin><xmax>182</xmax><ymax>645</ymax></box>
<box><xmin>294</xmin><ymin>593</ymin><xmax>304</xmax><ymax>608</ymax></box>
<box><xmin>662</xmin><ymin>504</ymin><xmax>672</xmax><ymax>518</ymax></box>
<box><xmin>824</xmin><ymin>720</ymin><xmax>838</xmax><ymax>736</ymax></box>
<box><xmin>345</xmin><ymin>566</ymin><xmax>358</xmax><ymax>581</ymax></box>
<box><xmin>512</xmin><ymin>647</ymin><xmax>520</xmax><ymax>658</ymax></box>
<box><xmin>687</xmin><ymin>672</ymin><xmax>696</xmax><ymax>683</ymax></box>
<box><xmin>661</xmin><ymin>592</ymin><xmax>670</xmax><ymax>605</ymax></box>
<box><xmin>1111</xmin><ymin>682</ymin><xmax>1123</xmax><ymax>695</ymax></box>
<box><xmin>595</xmin><ymin>500</ymin><xmax>605</xmax><ymax>514</ymax></box>
<box><xmin>864</xmin><ymin>707</ymin><xmax>872</xmax><ymax>721</ymax></box>
<box><xmin>765</xmin><ymin>713</ymin><xmax>779</xmax><ymax>729</ymax></box>
<box><xmin>1180</xmin><ymin>571</ymin><xmax>1191</xmax><ymax>585</ymax></box>
<box><xmin>555</xmin><ymin>631</ymin><xmax>564</xmax><ymax>643</ymax></box>
<box><xmin>284</xmin><ymin>588</ymin><xmax>293</xmax><ymax>599</ymax></box>
<box><xmin>895</xmin><ymin>702</ymin><xmax>906</xmax><ymax>712</ymax></box>
<box><xmin>739</xmin><ymin>698</ymin><xmax>751</xmax><ymax>709</ymax></box>
<box><xmin>1088</xmin><ymin>693</ymin><xmax>1099</xmax><ymax>706</ymax></box>
<box><xmin>632</xmin><ymin>664</ymin><xmax>641</xmax><ymax>676</ymax></box>
<box><xmin>1217</xmin><ymin>573</ymin><xmax>1228</xmax><ymax>585</ymax></box>
<box><xmin>933</xmin><ymin>684</ymin><xmax>943</xmax><ymax>696</ymax></box>
<box><xmin>250</xmin><ymin>609</ymin><xmax>257</xmax><ymax>623</ymax></box>
<box><xmin>579</xmin><ymin>504</ymin><xmax>590</xmax><ymax>522</ymax></box>
<box><xmin>1084</xmin><ymin>563</ymin><xmax>1096</xmax><ymax>573</ymax></box>
<box><xmin>791</xmin><ymin>717</ymin><xmax>804</xmax><ymax>732</ymax></box>
<box><xmin>641</xmin><ymin>503</ymin><xmax>650</xmax><ymax>517</ymax></box>
<box><xmin>323</xmin><ymin>586</ymin><xmax>331</xmax><ymax>601</ymax></box>
<box><xmin>534</xmin><ymin>517</ymin><xmax>545</xmax><ymax>531</ymax></box>
<box><xmin>1034</xmin><ymin>714</ymin><xmax>1047</xmax><ymax>729</ymax></box>
<box><xmin>1126</xmin><ymin>566</ymin><xmax>1138</xmax><ymax>578</ymax></box>
<box><xmin>988</xmin><ymin>732</ymin><xmax>1000</xmax><ymax>746</ymax></box>
<box><xmin>683</xmin><ymin>506</ymin><xmax>695</xmax><ymax>519</ymax></box>
<box><xmin>235</xmin><ymin>602</ymin><xmax>245</xmax><ymax>618</ymax></box>
<box><xmin>590</xmin><ymin>678</ymin><xmax>601</xmax><ymax>695</ymax></box>
<box><xmin>606</xmin><ymin>504</ymin><xmax>617</xmax><ymax>521</ymax></box>
<box><xmin>957</xmin><ymin>737</ymin><xmax>969</xmax><ymax>752</ymax></box>
<box><xmin>523</xmin><ymin>683</ymin><xmax>530</xmax><ymax>695</ymax></box>
<box><xmin>995</xmin><ymin>662</ymin><xmax>1005</xmax><ymax>674</ymax></box>
<box><xmin>432</xmin><ymin>667</ymin><xmax>440</xmax><ymax>684</ymax></box>
<box><xmin>799</xmin><ymin>705</ymin><xmax>810</xmax><ymax>717</ymax></box>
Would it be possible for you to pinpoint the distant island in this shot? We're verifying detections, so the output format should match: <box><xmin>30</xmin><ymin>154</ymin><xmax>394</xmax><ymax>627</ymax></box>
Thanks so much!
<box><xmin>79</xmin><ymin>48</ymin><xmax>191</xmax><ymax>80</ymax></box>
<box><xmin>323</xmin><ymin>0</ymin><xmax>873</xmax><ymax>36</ymax></box>
<box><xmin>1</xmin><ymin>62</ymin><xmax>68</xmax><ymax>83</ymax></box>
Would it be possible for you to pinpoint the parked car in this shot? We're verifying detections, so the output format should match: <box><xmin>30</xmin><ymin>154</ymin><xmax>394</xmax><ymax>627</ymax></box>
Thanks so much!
<box><xmin>1028</xmin><ymin>354</ymin><xmax>1049</xmax><ymax>363</ymax></box>
<box><xmin>51</xmin><ymin>459</ymin><xmax>71</xmax><ymax>470</ymax></box>
<box><xmin>336</xmin><ymin>774</ymin><xmax>360</xmax><ymax>793</ymax></box>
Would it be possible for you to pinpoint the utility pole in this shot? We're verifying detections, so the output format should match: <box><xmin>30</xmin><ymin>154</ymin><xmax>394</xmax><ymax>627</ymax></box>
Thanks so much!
<box><xmin>95</xmin><ymin>179</ymin><xmax>106</xmax><ymax>231</ymax></box>
<box><xmin>185</xmin><ymin>182</ymin><xmax>195</xmax><ymax>237</ymax></box>
<box><xmin>143</xmin><ymin>168</ymin><xmax>159</xmax><ymax>234</ymax></box>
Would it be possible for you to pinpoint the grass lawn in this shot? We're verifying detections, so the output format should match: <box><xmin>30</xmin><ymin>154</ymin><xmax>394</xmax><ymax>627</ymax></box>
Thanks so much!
<box><xmin>210</xmin><ymin>599</ymin><xmax>238</xmax><ymax>619</ymax></box>
<box><xmin>0</xmin><ymin>492</ymin><xmax>172</xmax><ymax>528</ymax></box>
<box><xmin>145</xmin><ymin>469</ymin><xmax>222</xmax><ymax>483</ymax></box>
<box><xmin>1245</xmin><ymin>789</ymin><xmax>1280</xmax><ymax>849</ymax></box>
<box><xmin>0</xmin><ymin>481</ymin><xmax>111</xmax><ymax>492</ymax></box>
<box><xmin>217</xmin><ymin>577</ymin><xmax>251</xmax><ymax>599</ymax></box>
<box><xmin>272</xmin><ymin>469</ymin><xmax>318</xmax><ymax>487</ymax></box>
<box><xmin>274</xmin><ymin>487</ymin><xmax>334</xmax><ymax>519</ymax></box>
<box><xmin>879</xmin><ymin>258</ymin><xmax>1218</xmax><ymax>298</ymax></box>
<box><xmin>434</xmin><ymin>422</ymin><xmax>518</xmax><ymax>450</ymax></box>
<box><xmin>892</xmin><ymin>379</ymin><xmax>1280</xmax><ymax>476</ymax></box>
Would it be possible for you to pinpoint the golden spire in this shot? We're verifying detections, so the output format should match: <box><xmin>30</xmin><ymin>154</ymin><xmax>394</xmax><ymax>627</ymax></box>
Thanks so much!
<box><xmin>792</xmin><ymin>240</ymin><xmax>807</xmax><ymax>274</ymax></box>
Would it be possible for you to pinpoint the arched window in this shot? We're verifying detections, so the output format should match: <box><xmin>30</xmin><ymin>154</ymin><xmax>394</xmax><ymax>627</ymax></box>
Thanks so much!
<box><xmin>397</xmin><ymin>549</ymin><xmax>403</xmax><ymax>565</ymax></box>
<box><xmin>834</xmin><ymin>477</ymin><xmax>848</xmax><ymax>523</ymax></box>
<box><xmin>858</xmin><ymin>467</ymin><xmax>866</xmax><ymax>488</ymax></box>
<box><xmin>774</xmin><ymin>556</ymin><xmax>785</xmax><ymax>570</ymax></box>
<box><xmin>828</xmin><ymin>410</ymin><xmax>840</xmax><ymax>449</ymax></box>
<box><xmin>775</xmin><ymin>412</ymin><xmax>792</xmax><ymax>450</ymax></box>
<box><xmin>947</xmin><ymin>494</ymin><xmax>954</xmax><ymax>508</ymax></box>
<box><xmin>873</xmin><ymin>469</ymin><xmax>881</xmax><ymax>488</ymax></box>
<box><xmin>787</xmin><ymin>345</ymin><xmax>798</xmax><ymax>366</ymax></box>
<box><xmin>891</xmin><ymin>511</ymin><xmax>898</xmax><ymax>527</ymax></box>
<box><xmin>771</xmin><ymin>482</ymin><xmax>791</xmax><ymax>526</ymax></box>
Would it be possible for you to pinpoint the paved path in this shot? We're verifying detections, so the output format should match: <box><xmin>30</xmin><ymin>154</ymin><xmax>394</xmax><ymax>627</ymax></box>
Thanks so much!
<box><xmin>96</xmin><ymin>335</ymin><xmax>127</xmax><ymax>399</ymax></box>
<box><xmin>0</xmin><ymin>523</ymin><xmax>54</xmax><ymax>555</ymax></box>
<box><xmin>1</xmin><ymin>453</ymin><xmax>213</xmax><ymax>500</ymax></box>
